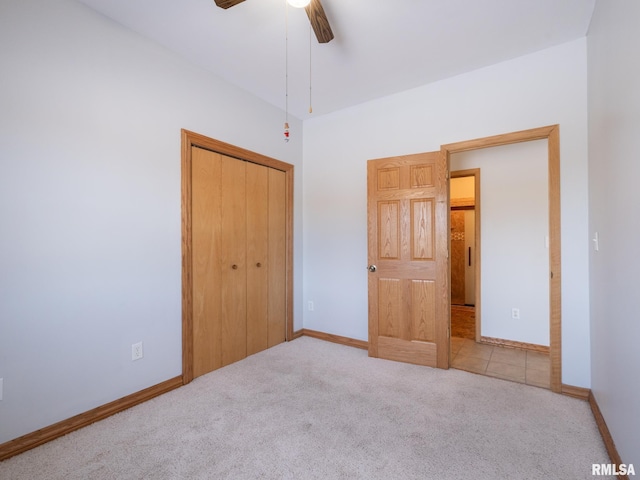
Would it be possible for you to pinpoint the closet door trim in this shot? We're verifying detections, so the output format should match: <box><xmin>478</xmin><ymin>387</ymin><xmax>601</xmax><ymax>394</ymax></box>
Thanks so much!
<box><xmin>181</xmin><ymin>129</ymin><xmax>294</xmax><ymax>384</ymax></box>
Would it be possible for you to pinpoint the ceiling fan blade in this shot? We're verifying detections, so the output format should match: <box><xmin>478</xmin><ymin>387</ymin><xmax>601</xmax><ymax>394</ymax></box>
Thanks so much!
<box><xmin>214</xmin><ymin>0</ymin><xmax>246</xmax><ymax>9</ymax></box>
<box><xmin>305</xmin><ymin>0</ymin><xmax>334</xmax><ymax>44</ymax></box>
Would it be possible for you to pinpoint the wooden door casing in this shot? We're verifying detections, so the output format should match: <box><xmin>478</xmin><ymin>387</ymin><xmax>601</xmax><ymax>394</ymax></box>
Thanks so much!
<box><xmin>182</xmin><ymin>130</ymin><xmax>294</xmax><ymax>385</ymax></box>
<box><xmin>367</xmin><ymin>151</ymin><xmax>449</xmax><ymax>369</ymax></box>
<box><xmin>442</xmin><ymin>125</ymin><xmax>561</xmax><ymax>392</ymax></box>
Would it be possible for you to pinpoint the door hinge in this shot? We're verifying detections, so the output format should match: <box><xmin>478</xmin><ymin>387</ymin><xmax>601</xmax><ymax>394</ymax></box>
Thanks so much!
<box><xmin>446</xmin><ymin>248</ymin><xmax>449</xmax><ymax>259</ymax></box>
<box><xmin>446</xmin><ymin>170</ymin><xmax>450</xmax><ymax>180</ymax></box>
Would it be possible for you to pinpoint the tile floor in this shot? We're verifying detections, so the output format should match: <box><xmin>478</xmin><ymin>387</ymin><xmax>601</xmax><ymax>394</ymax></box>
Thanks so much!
<box><xmin>450</xmin><ymin>336</ymin><xmax>550</xmax><ymax>389</ymax></box>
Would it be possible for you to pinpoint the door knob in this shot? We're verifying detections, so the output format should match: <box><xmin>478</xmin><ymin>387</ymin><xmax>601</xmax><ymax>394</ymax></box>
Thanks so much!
<box><xmin>368</xmin><ymin>265</ymin><xmax>377</xmax><ymax>272</ymax></box>
<box><xmin>256</xmin><ymin>262</ymin><xmax>262</xmax><ymax>268</ymax></box>
<box><xmin>232</xmin><ymin>264</ymin><xmax>238</xmax><ymax>270</ymax></box>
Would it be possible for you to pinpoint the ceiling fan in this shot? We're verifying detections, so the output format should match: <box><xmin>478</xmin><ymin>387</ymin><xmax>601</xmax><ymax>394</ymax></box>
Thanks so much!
<box><xmin>214</xmin><ymin>0</ymin><xmax>334</xmax><ymax>43</ymax></box>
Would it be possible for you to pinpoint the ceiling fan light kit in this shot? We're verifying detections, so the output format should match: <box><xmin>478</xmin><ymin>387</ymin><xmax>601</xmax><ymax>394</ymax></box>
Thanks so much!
<box><xmin>214</xmin><ymin>0</ymin><xmax>333</xmax><ymax>141</ymax></box>
<box><xmin>213</xmin><ymin>0</ymin><xmax>333</xmax><ymax>44</ymax></box>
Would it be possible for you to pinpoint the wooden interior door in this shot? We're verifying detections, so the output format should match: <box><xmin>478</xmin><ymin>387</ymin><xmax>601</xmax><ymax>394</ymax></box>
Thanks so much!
<box><xmin>367</xmin><ymin>151</ymin><xmax>449</xmax><ymax>368</ymax></box>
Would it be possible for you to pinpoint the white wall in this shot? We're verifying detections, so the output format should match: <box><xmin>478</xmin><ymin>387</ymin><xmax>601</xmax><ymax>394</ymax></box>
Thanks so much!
<box><xmin>587</xmin><ymin>0</ymin><xmax>640</xmax><ymax>465</ymax></box>
<box><xmin>303</xmin><ymin>39</ymin><xmax>590</xmax><ymax>386</ymax></box>
<box><xmin>451</xmin><ymin>141</ymin><xmax>549</xmax><ymax>346</ymax></box>
<box><xmin>0</xmin><ymin>0</ymin><xmax>303</xmax><ymax>444</ymax></box>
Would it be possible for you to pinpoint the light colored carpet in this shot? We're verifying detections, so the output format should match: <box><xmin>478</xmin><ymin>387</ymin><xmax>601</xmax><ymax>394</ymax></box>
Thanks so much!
<box><xmin>0</xmin><ymin>337</ymin><xmax>612</xmax><ymax>479</ymax></box>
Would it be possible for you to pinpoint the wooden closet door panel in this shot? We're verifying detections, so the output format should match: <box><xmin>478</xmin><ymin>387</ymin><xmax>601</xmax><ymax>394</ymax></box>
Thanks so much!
<box><xmin>246</xmin><ymin>162</ymin><xmax>269</xmax><ymax>356</ymax></box>
<box><xmin>191</xmin><ymin>147</ymin><xmax>222</xmax><ymax>377</ymax></box>
<box><xmin>268</xmin><ymin>168</ymin><xmax>287</xmax><ymax>348</ymax></box>
<box><xmin>221</xmin><ymin>155</ymin><xmax>247</xmax><ymax>366</ymax></box>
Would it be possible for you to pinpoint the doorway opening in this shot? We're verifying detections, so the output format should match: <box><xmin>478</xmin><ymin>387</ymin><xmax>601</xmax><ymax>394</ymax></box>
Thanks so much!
<box><xmin>442</xmin><ymin>125</ymin><xmax>561</xmax><ymax>393</ymax></box>
<box><xmin>450</xmin><ymin>171</ymin><xmax>479</xmax><ymax>343</ymax></box>
<box><xmin>448</xmin><ymin>147</ymin><xmax>552</xmax><ymax>389</ymax></box>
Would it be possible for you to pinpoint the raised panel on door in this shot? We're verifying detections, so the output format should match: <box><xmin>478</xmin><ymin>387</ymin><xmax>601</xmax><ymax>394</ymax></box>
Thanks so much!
<box><xmin>411</xmin><ymin>198</ymin><xmax>435</xmax><ymax>260</ymax></box>
<box><xmin>246</xmin><ymin>162</ymin><xmax>269</xmax><ymax>356</ymax></box>
<box><xmin>367</xmin><ymin>151</ymin><xmax>448</xmax><ymax>369</ymax></box>
<box><xmin>192</xmin><ymin>147</ymin><xmax>222</xmax><ymax>377</ymax></box>
<box><xmin>221</xmin><ymin>155</ymin><xmax>247</xmax><ymax>367</ymax></box>
<box><xmin>378</xmin><ymin>278</ymin><xmax>402</xmax><ymax>338</ymax></box>
<box><xmin>378</xmin><ymin>201</ymin><xmax>400</xmax><ymax>259</ymax></box>
<box><xmin>411</xmin><ymin>279</ymin><xmax>435</xmax><ymax>342</ymax></box>
<box><xmin>268</xmin><ymin>168</ymin><xmax>287</xmax><ymax>348</ymax></box>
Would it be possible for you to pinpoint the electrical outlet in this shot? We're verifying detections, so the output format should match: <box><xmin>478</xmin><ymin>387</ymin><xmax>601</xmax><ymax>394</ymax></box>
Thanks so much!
<box><xmin>132</xmin><ymin>342</ymin><xmax>143</xmax><ymax>361</ymax></box>
<box><xmin>511</xmin><ymin>308</ymin><xmax>520</xmax><ymax>320</ymax></box>
<box><xmin>308</xmin><ymin>301</ymin><xmax>314</xmax><ymax>311</ymax></box>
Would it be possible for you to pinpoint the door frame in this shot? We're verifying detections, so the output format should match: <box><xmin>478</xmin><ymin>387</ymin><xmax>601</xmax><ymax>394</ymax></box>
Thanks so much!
<box><xmin>450</xmin><ymin>169</ymin><xmax>481</xmax><ymax>341</ymax></box>
<box><xmin>181</xmin><ymin>129</ymin><xmax>294</xmax><ymax>384</ymax></box>
<box><xmin>441</xmin><ymin>125</ymin><xmax>561</xmax><ymax>392</ymax></box>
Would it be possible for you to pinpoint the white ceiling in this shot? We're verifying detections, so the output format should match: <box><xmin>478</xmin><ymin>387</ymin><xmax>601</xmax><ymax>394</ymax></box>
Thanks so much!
<box><xmin>76</xmin><ymin>0</ymin><xmax>595</xmax><ymax>120</ymax></box>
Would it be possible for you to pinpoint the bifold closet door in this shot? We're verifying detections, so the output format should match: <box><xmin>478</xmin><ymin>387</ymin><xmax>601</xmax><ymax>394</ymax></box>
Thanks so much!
<box><xmin>246</xmin><ymin>162</ymin><xmax>269</xmax><ymax>356</ymax></box>
<box><xmin>247</xmin><ymin>164</ymin><xmax>286</xmax><ymax>355</ymax></box>
<box><xmin>267</xmin><ymin>167</ymin><xmax>286</xmax><ymax>348</ymax></box>
<box><xmin>192</xmin><ymin>149</ymin><xmax>248</xmax><ymax>373</ymax></box>
<box><xmin>191</xmin><ymin>146</ymin><xmax>287</xmax><ymax>378</ymax></box>
<box><xmin>221</xmin><ymin>155</ymin><xmax>247</xmax><ymax>367</ymax></box>
<box><xmin>192</xmin><ymin>147</ymin><xmax>223</xmax><ymax>377</ymax></box>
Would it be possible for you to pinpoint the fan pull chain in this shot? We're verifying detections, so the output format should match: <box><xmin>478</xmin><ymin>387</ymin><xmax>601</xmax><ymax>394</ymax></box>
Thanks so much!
<box><xmin>309</xmin><ymin>23</ymin><xmax>313</xmax><ymax>114</ymax></box>
<box><xmin>284</xmin><ymin>0</ymin><xmax>290</xmax><ymax>142</ymax></box>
